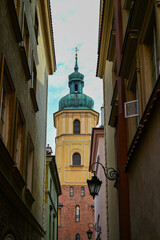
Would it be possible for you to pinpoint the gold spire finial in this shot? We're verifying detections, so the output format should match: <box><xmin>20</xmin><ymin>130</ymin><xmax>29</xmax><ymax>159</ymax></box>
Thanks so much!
<box><xmin>75</xmin><ymin>47</ymin><xmax>79</xmax><ymax>59</ymax></box>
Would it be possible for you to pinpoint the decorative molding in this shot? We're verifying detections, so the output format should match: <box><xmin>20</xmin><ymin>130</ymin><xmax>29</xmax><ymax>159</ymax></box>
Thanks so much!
<box><xmin>62</xmin><ymin>116</ymin><xmax>66</xmax><ymax>134</ymax></box>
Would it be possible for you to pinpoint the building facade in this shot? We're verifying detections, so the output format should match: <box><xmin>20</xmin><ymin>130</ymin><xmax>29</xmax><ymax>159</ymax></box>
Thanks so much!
<box><xmin>96</xmin><ymin>0</ymin><xmax>160</xmax><ymax>239</ymax></box>
<box><xmin>54</xmin><ymin>53</ymin><xmax>99</xmax><ymax>240</ymax></box>
<box><xmin>45</xmin><ymin>146</ymin><xmax>62</xmax><ymax>240</ymax></box>
<box><xmin>89</xmin><ymin>125</ymin><xmax>107</xmax><ymax>240</ymax></box>
<box><xmin>0</xmin><ymin>0</ymin><xmax>56</xmax><ymax>239</ymax></box>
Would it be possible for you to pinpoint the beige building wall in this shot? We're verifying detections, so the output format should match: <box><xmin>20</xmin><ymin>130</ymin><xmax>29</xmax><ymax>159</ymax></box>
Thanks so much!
<box><xmin>103</xmin><ymin>61</ymin><xmax>119</xmax><ymax>240</ymax></box>
<box><xmin>0</xmin><ymin>0</ymin><xmax>56</xmax><ymax>238</ymax></box>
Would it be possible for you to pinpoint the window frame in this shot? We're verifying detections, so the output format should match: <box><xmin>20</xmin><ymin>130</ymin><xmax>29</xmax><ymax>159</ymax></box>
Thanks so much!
<box><xmin>34</xmin><ymin>8</ymin><xmax>39</xmax><ymax>44</ymax></box>
<box><xmin>81</xmin><ymin>186</ymin><xmax>85</xmax><ymax>197</ymax></box>
<box><xmin>70</xmin><ymin>186</ymin><xmax>74</xmax><ymax>197</ymax></box>
<box><xmin>72</xmin><ymin>153</ymin><xmax>81</xmax><ymax>166</ymax></box>
<box><xmin>31</xmin><ymin>54</ymin><xmax>37</xmax><ymax>95</ymax></box>
<box><xmin>75</xmin><ymin>205</ymin><xmax>80</xmax><ymax>222</ymax></box>
<box><xmin>13</xmin><ymin>98</ymin><xmax>26</xmax><ymax>174</ymax></box>
<box><xmin>0</xmin><ymin>55</ymin><xmax>16</xmax><ymax>155</ymax></box>
<box><xmin>26</xmin><ymin>133</ymin><xmax>34</xmax><ymax>193</ymax></box>
<box><xmin>21</xmin><ymin>4</ymin><xmax>30</xmax><ymax>61</ymax></box>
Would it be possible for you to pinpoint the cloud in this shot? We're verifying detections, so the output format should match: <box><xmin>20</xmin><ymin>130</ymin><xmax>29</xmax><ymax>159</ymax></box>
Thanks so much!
<box><xmin>47</xmin><ymin>0</ymin><xmax>103</xmax><ymax>153</ymax></box>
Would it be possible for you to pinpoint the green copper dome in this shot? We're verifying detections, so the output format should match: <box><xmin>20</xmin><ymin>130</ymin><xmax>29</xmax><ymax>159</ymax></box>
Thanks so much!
<box><xmin>59</xmin><ymin>48</ymin><xmax>94</xmax><ymax>110</ymax></box>
<box><xmin>59</xmin><ymin>93</ymin><xmax>94</xmax><ymax>110</ymax></box>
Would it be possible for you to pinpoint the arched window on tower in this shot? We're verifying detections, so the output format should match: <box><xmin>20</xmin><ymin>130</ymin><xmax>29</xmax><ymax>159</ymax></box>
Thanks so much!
<box><xmin>75</xmin><ymin>84</ymin><xmax>78</xmax><ymax>92</ymax></box>
<box><xmin>81</xmin><ymin>186</ymin><xmax>85</xmax><ymax>197</ymax></box>
<box><xmin>76</xmin><ymin>233</ymin><xmax>80</xmax><ymax>240</ymax></box>
<box><xmin>73</xmin><ymin>119</ymin><xmax>80</xmax><ymax>134</ymax></box>
<box><xmin>75</xmin><ymin>206</ymin><xmax>80</xmax><ymax>222</ymax></box>
<box><xmin>72</xmin><ymin>153</ymin><xmax>81</xmax><ymax>166</ymax></box>
<box><xmin>70</xmin><ymin>186</ymin><xmax>74</xmax><ymax>197</ymax></box>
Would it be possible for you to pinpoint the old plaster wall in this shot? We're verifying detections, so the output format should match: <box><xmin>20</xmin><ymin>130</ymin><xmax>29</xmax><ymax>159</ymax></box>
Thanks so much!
<box><xmin>129</xmin><ymin>103</ymin><xmax>160</xmax><ymax>239</ymax></box>
<box><xmin>103</xmin><ymin>60</ymin><xmax>120</xmax><ymax>240</ymax></box>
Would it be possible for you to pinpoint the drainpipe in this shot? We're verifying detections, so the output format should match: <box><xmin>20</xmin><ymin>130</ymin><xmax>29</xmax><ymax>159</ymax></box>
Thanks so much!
<box><xmin>114</xmin><ymin>0</ymin><xmax>131</xmax><ymax>239</ymax></box>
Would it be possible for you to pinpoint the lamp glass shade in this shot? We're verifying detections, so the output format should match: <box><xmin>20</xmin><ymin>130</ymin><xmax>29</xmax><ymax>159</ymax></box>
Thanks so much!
<box><xmin>87</xmin><ymin>175</ymin><xmax>102</xmax><ymax>199</ymax></box>
<box><xmin>87</xmin><ymin>229</ymin><xmax>93</xmax><ymax>239</ymax></box>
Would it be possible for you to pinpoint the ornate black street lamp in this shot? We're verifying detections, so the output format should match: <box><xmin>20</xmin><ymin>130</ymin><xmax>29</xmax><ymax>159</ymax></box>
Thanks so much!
<box><xmin>87</xmin><ymin>175</ymin><xmax>102</xmax><ymax>199</ymax></box>
<box><xmin>86</xmin><ymin>228</ymin><xmax>93</xmax><ymax>240</ymax></box>
<box><xmin>86</xmin><ymin>223</ymin><xmax>101</xmax><ymax>240</ymax></box>
<box><xmin>87</xmin><ymin>162</ymin><xmax>119</xmax><ymax>199</ymax></box>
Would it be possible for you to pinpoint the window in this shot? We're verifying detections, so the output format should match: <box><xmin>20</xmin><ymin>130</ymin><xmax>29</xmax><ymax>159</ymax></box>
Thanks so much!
<box><xmin>76</xmin><ymin>233</ymin><xmax>80</xmax><ymax>240</ymax></box>
<box><xmin>70</xmin><ymin>187</ymin><xmax>74</xmax><ymax>197</ymax></box>
<box><xmin>26</xmin><ymin>134</ymin><xmax>34</xmax><ymax>192</ymax></box>
<box><xmin>72</xmin><ymin>153</ymin><xmax>81</xmax><ymax>166</ymax></box>
<box><xmin>34</xmin><ymin>9</ymin><xmax>39</xmax><ymax>44</ymax></box>
<box><xmin>81</xmin><ymin>187</ymin><xmax>85</xmax><ymax>197</ymax></box>
<box><xmin>75</xmin><ymin>84</ymin><xmax>78</xmax><ymax>91</ymax></box>
<box><xmin>0</xmin><ymin>55</ymin><xmax>15</xmax><ymax>154</ymax></box>
<box><xmin>21</xmin><ymin>5</ymin><xmax>30</xmax><ymax>60</ymax></box>
<box><xmin>31</xmin><ymin>55</ymin><xmax>37</xmax><ymax>95</ymax></box>
<box><xmin>13</xmin><ymin>99</ymin><xmax>26</xmax><ymax>174</ymax></box>
<box><xmin>73</xmin><ymin>119</ymin><xmax>80</xmax><ymax>134</ymax></box>
<box><xmin>150</xmin><ymin>25</ymin><xmax>159</xmax><ymax>85</ymax></box>
<box><xmin>75</xmin><ymin>206</ymin><xmax>80</xmax><ymax>222</ymax></box>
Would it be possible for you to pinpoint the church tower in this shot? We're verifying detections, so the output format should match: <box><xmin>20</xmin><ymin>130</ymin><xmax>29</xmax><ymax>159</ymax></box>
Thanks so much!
<box><xmin>54</xmin><ymin>49</ymin><xmax>99</xmax><ymax>240</ymax></box>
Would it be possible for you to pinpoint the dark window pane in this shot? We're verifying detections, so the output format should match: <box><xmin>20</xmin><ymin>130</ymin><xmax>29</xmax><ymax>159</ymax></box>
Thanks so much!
<box><xmin>73</xmin><ymin>153</ymin><xmax>81</xmax><ymax>166</ymax></box>
<box><xmin>76</xmin><ymin>233</ymin><xmax>80</xmax><ymax>240</ymax></box>
<box><xmin>73</xmin><ymin>120</ymin><xmax>80</xmax><ymax>134</ymax></box>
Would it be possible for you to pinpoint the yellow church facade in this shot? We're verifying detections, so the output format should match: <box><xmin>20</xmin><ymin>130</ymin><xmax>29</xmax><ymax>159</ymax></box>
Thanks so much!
<box><xmin>54</xmin><ymin>109</ymin><xmax>99</xmax><ymax>185</ymax></box>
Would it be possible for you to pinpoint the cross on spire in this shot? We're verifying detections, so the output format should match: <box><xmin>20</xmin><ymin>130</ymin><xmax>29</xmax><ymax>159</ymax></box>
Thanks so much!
<box><xmin>74</xmin><ymin>47</ymin><xmax>79</xmax><ymax>72</ymax></box>
<box><xmin>75</xmin><ymin>47</ymin><xmax>79</xmax><ymax>59</ymax></box>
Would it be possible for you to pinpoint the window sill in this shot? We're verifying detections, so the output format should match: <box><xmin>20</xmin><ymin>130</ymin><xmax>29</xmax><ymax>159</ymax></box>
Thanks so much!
<box><xmin>19</xmin><ymin>44</ymin><xmax>31</xmax><ymax>81</ymax></box>
<box><xmin>70</xmin><ymin>165</ymin><xmax>84</xmax><ymax>168</ymax></box>
<box><xmin>12</xmin><ymin>166</ymin><xmax>26</xmax><ymax>189</ymax></box>
<box><xmin>25</xmin><ymin>188</ymin><xmax>35</xmax><ymax>205</ymax></box>
<box><xmin>30</xmin><ymin>88</ymin><xmax>39</xmax><ymax>112</ymax></box>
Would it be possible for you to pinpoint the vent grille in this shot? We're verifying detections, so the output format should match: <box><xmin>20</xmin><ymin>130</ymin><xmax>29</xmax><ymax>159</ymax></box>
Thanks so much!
<box><xmin>124</xmin><ymin>100</ymin><xmax>139</xmax><ymax>118</ymax></box>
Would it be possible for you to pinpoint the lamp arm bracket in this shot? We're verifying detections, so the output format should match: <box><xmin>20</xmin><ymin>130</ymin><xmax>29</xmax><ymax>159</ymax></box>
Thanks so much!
<box><xmin>90</xmin><ymin>162</ymin><xmax>119</xmax><ymax>182</ymax></box>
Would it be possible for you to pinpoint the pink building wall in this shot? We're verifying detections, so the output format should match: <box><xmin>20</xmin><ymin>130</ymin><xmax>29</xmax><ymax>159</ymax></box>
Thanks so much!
<box><xmin>90</xmin><ymin>128</ymin><xmax>107</xmax><ymax>239</ymax></box>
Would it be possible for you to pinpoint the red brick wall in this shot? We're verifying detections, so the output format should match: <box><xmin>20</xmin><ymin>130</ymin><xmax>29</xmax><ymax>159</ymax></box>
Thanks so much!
<box><xmin>58</xmin><ymin>185</ymin><xmax>95</xmax><ymax>240</ymax></box>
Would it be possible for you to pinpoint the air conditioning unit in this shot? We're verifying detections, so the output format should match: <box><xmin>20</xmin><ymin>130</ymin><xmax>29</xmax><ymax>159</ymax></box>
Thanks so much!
<box><xmin>124</xmin><ymin>100</ymin><xmax>139</xmax><ymax>118</ymax></box>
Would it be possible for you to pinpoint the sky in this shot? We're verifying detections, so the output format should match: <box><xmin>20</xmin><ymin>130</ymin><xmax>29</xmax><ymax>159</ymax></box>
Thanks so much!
<box><xmin>47</xmin><ymin>0</ymin><xmax>103</xmax><ymax>153</ymax></box>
